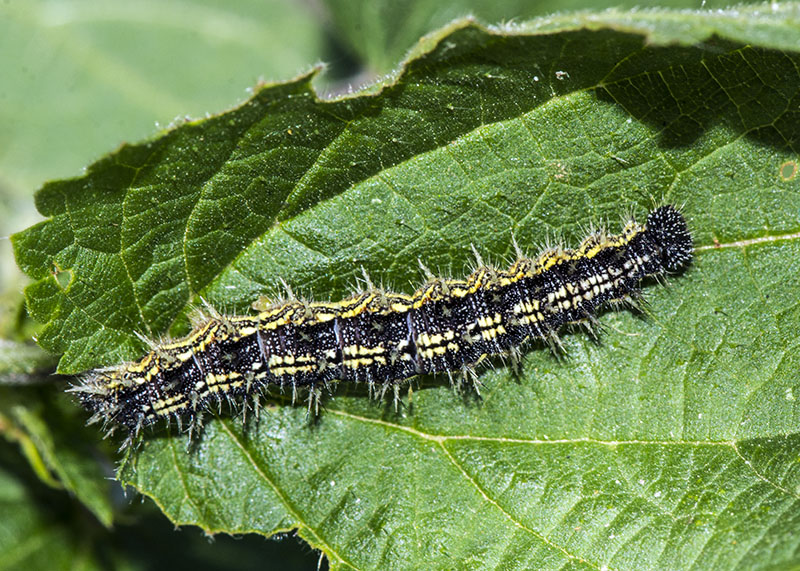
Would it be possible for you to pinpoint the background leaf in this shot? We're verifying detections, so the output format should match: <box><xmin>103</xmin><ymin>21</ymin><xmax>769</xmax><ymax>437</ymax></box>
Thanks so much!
<box><xmin>0</xmin><ymin>0</ymin><xmax>328</xmax><ymax>195</ymax></box>
<box><xmin>0</xmin><ymin>441</ymin><xmax>107</xmax><ymax>571</ymax></box>
<box><xmin>320</xmin><ymin>0</ymin><xmax>772</xmax><ymax>74</ymax></box>
<box><xmin>0</xmin><ymin>385</ymin><xmax>114</xmax><ymax>526</ymax></box>
<box><xmin>0</xmin><ymin>438</ymin><xmax>320</xmax><ymax>570</ymax></box>
<box><xmin>10</xmin><ymin>3</ymin><xmax>800</xmax><ymax>570</ymax></box>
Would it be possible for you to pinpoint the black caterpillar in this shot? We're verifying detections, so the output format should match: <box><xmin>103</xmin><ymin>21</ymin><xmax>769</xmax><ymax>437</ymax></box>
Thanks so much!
<box><xmin>75</xmin><ymin>205</ymin><xmax>692</xmax><ymax>439</ymax></box>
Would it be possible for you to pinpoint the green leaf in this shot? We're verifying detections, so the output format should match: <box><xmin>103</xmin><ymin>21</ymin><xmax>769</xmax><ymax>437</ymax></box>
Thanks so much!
<box><xmin>0</xmin><ymin>341</ymin><xmax>57</xmax><ymax>385</ymax></box>
<box><xmin>13</xmin><ymin>6</ymin><xmax>800</xmax><ymax>570</ymax></box>
<box><xmin>0</xmin><ymin>440</ymin><xmax>321</xmax><ymax>571</ymax></box>
<box><xmin>0</xmin><ymin>385</ymin><xmax>114</xmax><ymax>527</ymax></box>
<box><xmin>0</xmin><ymin>441</ymin><xmax>109</xmax><ymax>571</ymax></box>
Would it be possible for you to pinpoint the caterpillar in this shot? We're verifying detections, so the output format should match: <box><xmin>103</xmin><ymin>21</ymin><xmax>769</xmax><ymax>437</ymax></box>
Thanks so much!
<box><xmin>74</xmin><ymin>205</ymin><xmax>692</xmax><ymax>441</ymax></box>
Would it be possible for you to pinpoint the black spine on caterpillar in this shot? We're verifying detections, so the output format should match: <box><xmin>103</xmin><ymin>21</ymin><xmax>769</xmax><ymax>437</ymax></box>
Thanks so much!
<box><xmin>74</xmin><ymin>205</ymin><xmax>692</xmax><ymax>437</ymax></box>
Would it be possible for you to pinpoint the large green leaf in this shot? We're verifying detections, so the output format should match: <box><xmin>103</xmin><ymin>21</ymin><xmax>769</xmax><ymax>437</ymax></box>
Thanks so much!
<box><xmin>12</xmin><ymin>5</ymin><xmax>800</xmax><ymax>570</ymax></box>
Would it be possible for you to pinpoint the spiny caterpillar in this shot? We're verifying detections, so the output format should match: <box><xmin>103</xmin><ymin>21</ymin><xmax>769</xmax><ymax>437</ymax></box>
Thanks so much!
<box><xmin>75</xmin><ymin>206</ymin><xmax>692</xmax><ymax>441</ymax></box>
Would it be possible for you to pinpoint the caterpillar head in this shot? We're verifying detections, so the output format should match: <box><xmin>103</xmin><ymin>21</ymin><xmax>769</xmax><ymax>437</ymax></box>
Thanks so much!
<box><xmin>645</xmin><ymin>205</ymin><xmax>693</xmax><ymax>271</ymax></box>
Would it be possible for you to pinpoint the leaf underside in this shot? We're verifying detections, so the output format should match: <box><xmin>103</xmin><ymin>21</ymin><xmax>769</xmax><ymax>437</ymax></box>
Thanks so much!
<box><xmin>11</xmin><ymin>6</ymin><xmax>800</xmax><ymax>570</ymax></box>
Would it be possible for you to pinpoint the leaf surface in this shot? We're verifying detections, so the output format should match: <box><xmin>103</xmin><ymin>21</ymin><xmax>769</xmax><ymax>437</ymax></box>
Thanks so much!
<box><xmin>12</xmin><ymin>6</ymin><xmax>800</xmax><ymax>570</ymax></box>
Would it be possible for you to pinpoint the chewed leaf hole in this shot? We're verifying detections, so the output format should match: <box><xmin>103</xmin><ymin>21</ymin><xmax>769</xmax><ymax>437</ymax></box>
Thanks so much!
<box><xmin>52</xmin><ymin>265</ymin><xmax>73</xmax><ymax>290</ymax></box>
<box><xmin>780</xmin><ymin>160</ymin><xmax>797</xmax><ymax>181</ymax></box>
